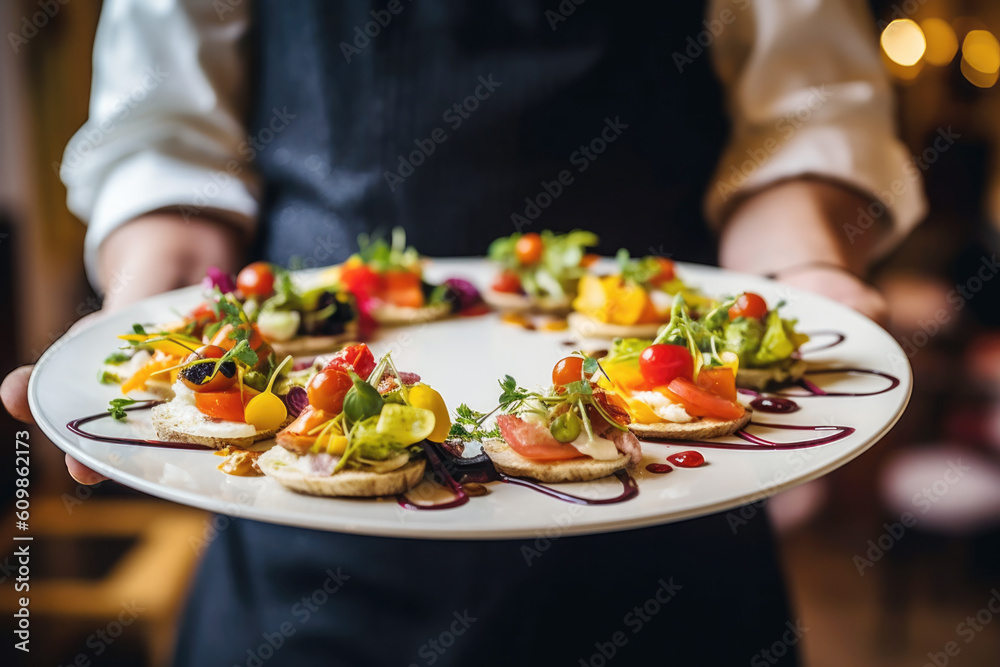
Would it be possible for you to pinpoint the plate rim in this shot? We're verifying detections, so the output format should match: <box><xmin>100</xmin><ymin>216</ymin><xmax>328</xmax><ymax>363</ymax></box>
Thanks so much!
<box><xmin>27</xmin><ymin>259</ymin><xmax>913</xmax><ymax>539</ymax></box>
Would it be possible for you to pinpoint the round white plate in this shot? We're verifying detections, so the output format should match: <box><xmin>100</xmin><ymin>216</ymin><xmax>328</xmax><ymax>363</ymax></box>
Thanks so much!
<box><xmin>29</xmin><ymin>258</ymin><xmax>911</xmax><ymax>539</ymax></box>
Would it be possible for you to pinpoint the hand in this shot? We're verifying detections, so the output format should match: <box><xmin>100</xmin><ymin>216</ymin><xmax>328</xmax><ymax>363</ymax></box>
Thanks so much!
<box><xmin>776</xmin><ymin>266</ymin><xmax>888</xmax><ymax>325</ymax></box>
<box><xmin>1</xmin><ymin>213</ymin><xmax>245</xmax><ymax>484</ymax></box>
<box><xmin>718</xmin><ymin>179</ymin><xmax>890</xmax><ymax>322</ymax></box>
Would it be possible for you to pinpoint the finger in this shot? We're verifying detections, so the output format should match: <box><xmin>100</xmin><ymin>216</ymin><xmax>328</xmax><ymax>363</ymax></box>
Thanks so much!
<box><xmin>1</xmin><ymin>366</ymin><xmax>35</xmax><ymax>424</ymax></box>
<box><xmin>65</xmin><ymin>453</ymin><xmax>109</xmax><ymax>485</ymax></box>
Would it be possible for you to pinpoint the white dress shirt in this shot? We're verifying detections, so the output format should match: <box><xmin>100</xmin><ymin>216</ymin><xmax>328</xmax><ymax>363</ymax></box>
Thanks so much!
<box><xmin>63</xmin><ymin>0</ymin><xmax>926</xmax><ymax>288</ymax></box>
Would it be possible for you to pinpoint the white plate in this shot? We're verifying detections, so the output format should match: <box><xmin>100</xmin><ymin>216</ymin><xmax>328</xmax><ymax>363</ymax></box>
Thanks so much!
<box><xmin>29</xmin><ymin>259</ymin><xmax>911</xmax><ymax>539</ymax></box>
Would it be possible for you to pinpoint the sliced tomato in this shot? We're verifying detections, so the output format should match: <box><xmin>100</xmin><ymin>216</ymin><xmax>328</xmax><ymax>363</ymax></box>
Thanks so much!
<box><xmin>193</xmin><ymin>386</ymin><xmax>260</xmax><ymax>422</ymax></box>
<box><xmin>496</xmin><ymin>415</ymin><xmax>587</xmax><ymax>461</ymax></box>
<box><xmin>695</xmin><ymin>366</ymin><xmax>738</xmax><ymax>402</ymax></box>
<box><xmin>383</xmin><ymin>285</ymin><xmax>425</xmax><ymax>309</ymax></box>
<box><xmin>276</xmin><ymin>406</ymin><xmax>334</xmax><ymax>453</ymax></box>
<box><xmin>491</xmin><ymin>270</ymin><xmax>522</xmax><ymax>294</ymax></box>
<box><xmin>340</xmin><ymin>264</ymin><xmax>380</xmax><ymax>298</ymax></box>
<box><xmin>666</xmin><ymin>377</ymin><xmax>744</xmax><ymax>421</ymax></box>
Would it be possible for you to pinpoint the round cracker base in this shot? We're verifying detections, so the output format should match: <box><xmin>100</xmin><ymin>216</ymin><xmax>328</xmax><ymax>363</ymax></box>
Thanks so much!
<box><xmin>481</xmin><ymin>289</ymin><xmax>571</xmax><ymax>315</ymax></box>
<box><xmin>258</xmin><ymin>446</ymin><xmax>426</xmax><ymax>497</ymax></box>
<box><xmin>567</xmin><ymin>312</ymin><xmax>664</xmax><ymax>341</ymax></box>
<box><xmin>371</xmin><ymin>303</ymin><xmax>451</xmax><ymax>326</ymax></box>
<box><xmin>481</xmin><ymin>439</ymin><xmax>629</xmax><ymax>483</ymax></box>
<box><xmin>150</xmin><ymin>404</ymin><xmax>290</xmax><ymax>449</ymax></box>
<box><xmin>628</xmin><ymin>409</ymin><xmax>751</xmax><ymax>440</ymax></box>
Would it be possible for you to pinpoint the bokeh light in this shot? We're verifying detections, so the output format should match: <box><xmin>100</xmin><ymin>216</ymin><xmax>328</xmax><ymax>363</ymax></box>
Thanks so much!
<box><xmin>881</xmin><ymin>19</ymin><xmax>927</xmax><ymax>67</ymax></box>
<box><xmin>960</xmin><ymin>55</ymin><xmax>999</xmax><ymax>88</ymax></box>
<box><xmin>962</xmin><ymin>29</ymin><xmax>1000</xmax><ymax>74</ymax></box>
<box><xmin>920</xmin><ymin>18</ymin><xmax>958</xmax><ymax>66</ymax></box>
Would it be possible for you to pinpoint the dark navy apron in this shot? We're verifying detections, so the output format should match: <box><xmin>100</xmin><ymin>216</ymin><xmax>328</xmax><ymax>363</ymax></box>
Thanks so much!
<box><xmin>174</xmin><ymin>3</ymin><xmax>798</xmax><ymax>665</ymax></box>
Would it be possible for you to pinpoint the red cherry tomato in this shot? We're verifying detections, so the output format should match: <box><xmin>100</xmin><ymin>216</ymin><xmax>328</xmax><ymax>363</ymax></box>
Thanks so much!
<box><xmin>496</xmin><ymin>415</ymin><xmax>587</xmax><ymax>461</ymax></box>
<box><xmin>340</xmin><ymin>264</ymin><xmax>380</xmax><ymax>298</ymax></box>
<box><xmin>667</xmin><ymin>377</ymin><xmax>745</xmax><ymax>421</ymax></box>
<box><xmin>729</xmin><ymin>292</ymin><xmax>768</xmax><ymax>320</ymax></box>
<box><xmin>180</xmin><ymin>344</ymin><xmax>237</xmax><ymax>392</ymax></box>
<box><xmin>514</xmin><ymin>233</ymin><xmax>544</xmax><ymax>265</ymax></box>
<box><xmin>638</xmin><ymin>344</ymin><xmax>693</xmax><ymax>387</ymax></box>
<box><xmin>648</xmin><ymin>257</ymin><xmax>676</xmax><ymax>287</ymax></box>
<box><xmin>552</xmin><ymin>356</ymin><xmax>586</xmax><ymax>386</ymax></box>
<box><xmin>580</xmin><ymin>253</ymin><xmax>600</xmax><ymax>268</ymax></box>
<box><xmin>276</xmin><ymin>405</ymin><xmax>335</xmax><ymax>454</ymax></box>
<box><xmin>695</xmin><ymin>366</ymin><xmax>737</xmax><ymax>402</ymax></box>
<box><xmin>209</xmin><ymin>323</ymin><xmax>266</xmax><ymax>352</ymax></box>
<box><xmin>236</xmin><ymin>262</ymin><xmax>276</xmax><ymax>299</ymax></box>
<box><xmin>324</xmin><ymin>344</ymin><xmax>377</xmax><ymax>380</ymax></box>
<box><xmin>491</xmin><ymin>270</ymin><xmax>523</xmax><ymax>294</ymax></box>
<box><xmin>184</xmin><ymin>344</ymin><xmax>226</xmax><ymax>363</ymax></box>
<box><xmin>307</xmin><ymin>369</ymin><xmax>353</xmax><ymax>414</ymax></box>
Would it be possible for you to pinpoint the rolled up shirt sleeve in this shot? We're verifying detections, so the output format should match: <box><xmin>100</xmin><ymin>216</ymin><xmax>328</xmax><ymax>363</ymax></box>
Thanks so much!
<box><xmin>705</xmin><ymin>0</ymin><xmax>927</xmax><ymax>258</ymax></box>
<box><xmin>61</xmin><ymin>0</ymin><xmax>259</xmax><ymax>288</ymax></box>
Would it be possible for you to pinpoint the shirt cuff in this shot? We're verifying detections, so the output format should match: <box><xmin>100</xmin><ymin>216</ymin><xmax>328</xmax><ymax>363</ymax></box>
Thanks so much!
<box><xmin>705</xmin><ymin>124</ymin><xmax>928</xmax><ymax>259</ymax></box>
<box><xmin>81</xmin><ymin>152</ymin><xmax>259</xmax><ymax>289</ymax></box>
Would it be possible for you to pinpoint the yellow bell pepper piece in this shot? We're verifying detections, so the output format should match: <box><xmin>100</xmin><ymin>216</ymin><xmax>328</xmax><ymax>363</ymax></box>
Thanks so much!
<box><xmin>406</xmin><ymin>384</ymin><xmax>452</xmax><ymax>443</ymax></box>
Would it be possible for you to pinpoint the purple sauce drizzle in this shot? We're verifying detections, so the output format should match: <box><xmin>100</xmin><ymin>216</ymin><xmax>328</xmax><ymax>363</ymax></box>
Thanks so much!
<box><xmin>402</xmin><ymin>442</ymin><xmax>640</xmax><ymax>509</ymax></box>
<box><xmin>497</xmin><ymin>469</ymin><xmax>639</xmax><ymax>505</ymax></box>
<box><xmin>749</xmin><ymin>396</ymin><xmax>800</xmax><ymax>413</ymax></box>
<box><xmin>397</xmin><ymin>442</ymin><xmax>470</xmax><ymax>510</ymax></box>
<box><xmin>795</xmin><ymin>331</ymin><xmax>847</xmax><ymax>356</ymax></box>
<box><xmin>642</xmin><ymin>421</ymin><xmax>855</xmax><ymax>451</ymax></box>
<box><xmin>66</xmin><ymin>401</ymin><xmax>208</xmax><ymax>450</ymax></box>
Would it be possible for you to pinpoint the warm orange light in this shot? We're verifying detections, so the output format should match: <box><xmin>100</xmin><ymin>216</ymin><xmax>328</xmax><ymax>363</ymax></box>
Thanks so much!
<box><xmin>920</xmin><ymin>18</ymin><xmax>958</xmax><ymax>66</ymax></box>
<box><xmin>881</xmin><ymin>19</ymin><xmax>927</xmax><ymax>67</ymax></box>
<box><xmin>962</xmin><ymin>30</ymin><xmax>1000</xmax><ymax>74</ymax></box>
<box><xmin>961</xmin><ymin>55</ymin><xmax>999</xmax><ymax>87</ymax></box>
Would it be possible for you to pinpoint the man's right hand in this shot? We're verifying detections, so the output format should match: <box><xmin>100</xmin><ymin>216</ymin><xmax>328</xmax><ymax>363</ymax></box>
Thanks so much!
<box><xmin>1</xmin><ymin>212</ymin><xmax>245</xmax><ymax>484</ymax></box>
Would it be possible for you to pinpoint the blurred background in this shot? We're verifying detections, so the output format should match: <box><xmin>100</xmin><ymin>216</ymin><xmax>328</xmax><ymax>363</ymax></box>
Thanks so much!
<box><xmin>3</xmin><ymin>0</ymin><xmax>1000</xmax><ymax>664</ymax></box>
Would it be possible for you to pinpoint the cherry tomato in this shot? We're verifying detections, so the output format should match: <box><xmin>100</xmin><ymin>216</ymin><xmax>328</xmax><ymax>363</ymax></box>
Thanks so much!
<box><xmin>667</xmin><ymin>377</ymin><xmax>745</xmax><ymax>421</ymax></box>
<box><xmin>729</xmin><ymin>292</ymin><xmax>768</xmax><ymax>320</ymax></box>
<box><xmin>210</xmin><ymin>323</ymin><xmax>266</xmax><ymax>352</ymax></box>
<box><xmin>514</xmin><ymin>233</ymin><xmax>544</xmax><ymax>265</ymax></box>
<box><xmin>639</xmin><ymin>344</ymin><xmax>693</xmax><ymax>387</ymax></box>
<box><xmin>381</xmin><ymin>269</ymin><xmax>421</xmax><ymax>292</ymax></box>
<box><xmin>552</xmin><ymin>356</ymin><xmax>586</xmax><ymax>385</ymax></box>
<box><xmin>695</xmin><ymin>366</ymin><xmax>737</xmax><ymax>402</ymax></box>
<box><xmin>276</xmin><ymin>405</ymin><xmax>335</xmax><ymax>454</ymax></box>
<box><xmin>384</xmin><ymin>285</ymin><xmax>425</xmax><ymax>308</ymax></box>
<box><xmin>496</xmin><ymin>415</ymin><xmax>586</xmax><ymax>461</ymax></box>
<box><xmin>184</xmin><ymin>344</ymin><xmax>226</xmax><ymax>362</ymax></box>
<box><xmin>491</xmin><ymin>270</ymin><xmax>523</xmax><ymax>294</ymax></box>
<box><xmin>236</xmin><ymin>262</ymin><xmax>276</xmax><ymax>299</ymax></box>
<box><xmin>193</xmin><ymin>386</ymin><xmax>259</xmax><ymax>422</ymax></box>
<box><xmin>648</xmin><ymin>257</ymin><xmax>676</xmax><ymax>287</ymax></box>
<box><xmin>580</xmin><ymin>253</ymin><xmax>600</xmax><ymax>268</ymax></box>
<box><xmin>324</xmin><ymin>344</ymin><xmax>376</xmax><ymax>379</ymax></box>
<box><xmin>180</xmin><ymin>345</ymin><xmax>237</xmax><ymax>392</ymax></box>
<box><xmin>307</xmin><ymin>368</ymin><xmax>353</xmax><ymax>414</ymax></box>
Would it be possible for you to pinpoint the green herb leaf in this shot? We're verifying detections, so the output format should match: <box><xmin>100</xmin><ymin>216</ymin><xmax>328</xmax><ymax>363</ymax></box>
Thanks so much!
<box><xmin>107</xmin><ymin>398</ymin><xmax>138</xmax><ymax>421</ymax></box>
<box><xmin>103</xmin><ymin>352</ymin><xmax>131</xmax><ymax>365</ymax></box>
<box><xmin>132</xmin><ymin>323</ymin><xmax>147</xmax><ymax>335</ymax></box>
<box><xmin>98</xmin><ymin>370</ymin><xmax>120</xmax><ymax>384</ymax></box>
